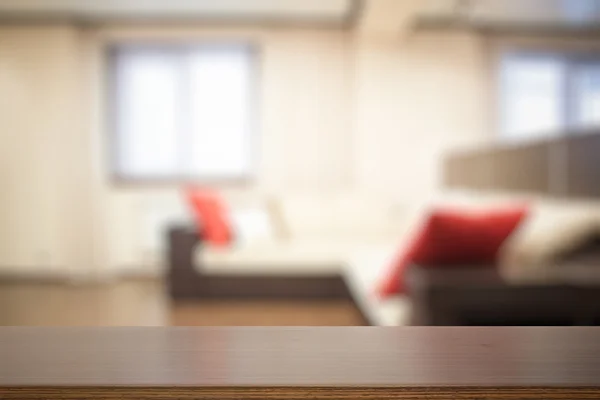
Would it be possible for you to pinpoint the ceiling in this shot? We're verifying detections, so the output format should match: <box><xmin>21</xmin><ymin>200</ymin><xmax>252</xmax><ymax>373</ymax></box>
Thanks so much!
<box><xmin>0</xmin><ymin>0</ymin><xmax>357</xmax><ymax>24</ymax></box>
<box><xmin>418</xmin><ymin>0</ymin><xmax>600</xmax><ymax>28</ymax></box>
<box><xmin>1</xmin><ymin>0</ymin><xmax>598</xmax><ymax>34</ymax></box>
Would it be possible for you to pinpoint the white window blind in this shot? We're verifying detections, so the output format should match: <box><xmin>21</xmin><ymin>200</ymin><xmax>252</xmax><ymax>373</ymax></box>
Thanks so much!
<box><xmin>112</xmin><ymin>44</ymin><xmax>255</xmax><ymax>181</ymax></box>
<box><xmin>574</xmin><ymin>63</ymin><xmax>600</xmax><ymax>127</ymax></box>
<box><xmin>500</xmin><ymin>55</ymin><xmax>565</xmax><ymax>140</ymax></box>
<box><xmin>563</xmin><ymin>0</ymin><xmax>600</xmax><ymax>22</ymax></box>
<box><xmin>499</xmin><ymin>53</ymin><xmax>600</xmax><ymax>141</ymax></box>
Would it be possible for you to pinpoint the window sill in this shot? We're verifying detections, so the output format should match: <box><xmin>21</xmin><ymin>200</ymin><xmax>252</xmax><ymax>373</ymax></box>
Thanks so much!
<box><xmin>110</xmin><ymin>176</ymin><xmax>254</xmax><ymax>188</ymax></box>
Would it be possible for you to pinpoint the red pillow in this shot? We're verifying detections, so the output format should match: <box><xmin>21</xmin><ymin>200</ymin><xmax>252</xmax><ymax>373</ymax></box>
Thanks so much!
<box><xmin>185</xmin><ymin>188</ymin><xmax>232</xmax><ymax>247</ymax></box>
<box><xmin>377</xmin><ymin>206</ymin><xmax>529</xmax><ymax>298</ymax></box>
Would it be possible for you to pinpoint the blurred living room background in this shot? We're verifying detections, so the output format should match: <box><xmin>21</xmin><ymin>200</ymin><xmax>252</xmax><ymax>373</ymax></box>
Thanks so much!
<box><xmin>1</xmin><ymin>0</ymin><xmax>600</xmax><ymax>327</ymax></box>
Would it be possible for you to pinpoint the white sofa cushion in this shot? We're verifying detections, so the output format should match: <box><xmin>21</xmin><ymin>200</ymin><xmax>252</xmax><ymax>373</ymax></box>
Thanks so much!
<box><xmin>197</xmin><ymin>237</ymin><xmax>402</xmax><ymax>273</ymax></box>
<box><xmin>197</xmin><ymin>240</ymin><xmax>341</xmax><ymax>276</ymax></box>
<box><xmin>196</xmin><ymin>238</ymin><xmax>395</xmax><ymax>276</ymax></box>
<box><xmin>230</xmin><ymin>205</ymin><xmax>276</xmax><ymax>245</ymax></box>
<box><xmin>344</xmin><ymin>244</ymin><xmax>411</xmax><ymax>326</ymax></box>
<box><xmin>499</xmin><ymin>199</ymin><xmax>600</xmax><ymax>284</ymax></box>
<box><xmin>277</xmin><ymin>193</ymin><xmax>407</xmax><ymax>240</ymax></box>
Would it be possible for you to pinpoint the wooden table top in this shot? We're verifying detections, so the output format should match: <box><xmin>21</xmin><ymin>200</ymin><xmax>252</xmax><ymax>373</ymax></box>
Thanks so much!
<box><xmin>1</xmin><ymin>327</ymin><xmax>600</xmax><ymax>389</ymax></box>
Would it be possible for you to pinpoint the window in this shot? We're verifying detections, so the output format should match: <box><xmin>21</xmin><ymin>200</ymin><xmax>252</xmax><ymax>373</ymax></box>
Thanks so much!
<box><xmin>574</xmin><ymin>63</ymin><xmax>600</xmax><ymax>126</ymax></box>
<box><xmin>111</xmin><ymin>44</ymin><xmax>256</xmax><ymax>181</ymax></box>
<box><xmin>562</xmin><ymin>0</ymin><xmax>600</xmax><ymax>22</ymax></box>
<box><xmin>499</xmin><ymin>52</ymin><xmax>600</xmax><ymax>141</ymax></box>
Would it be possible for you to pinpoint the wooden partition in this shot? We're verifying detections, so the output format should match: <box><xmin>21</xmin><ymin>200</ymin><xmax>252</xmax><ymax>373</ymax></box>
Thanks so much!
<box><xmin>492</xmin><ymin>139</ymin><xmax>552</xmax><ymax>194</ymax></box>
<box><xmin>1</xmin><ymin>327</ymin><xmax>599</xmax><ymax>399</ymax></box>
<box><xmin>444</xmin><ymin>131</ymin><xmax>600</xmax><ymax>197</ymax></box>
<box><xmin>445</xmin><ymin>150</ymin><xmax>495</xmax><ymax>190</ymax></box>
<box><xmin>565</xmin><ymin>133</ymin><xmax>600</xmax><ymax>198</ymax></box>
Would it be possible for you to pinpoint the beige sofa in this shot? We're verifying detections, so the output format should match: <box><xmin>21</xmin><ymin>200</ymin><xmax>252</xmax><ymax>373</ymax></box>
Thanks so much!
<box><xmin>170</xmin><ymin>190</ymin><xmax>600</xmax><ymax>325</ymax></box>
<box><xmin>172</xmin><ymin>192</ymin><xmax>412</xmax><ymax>325</ymax></box>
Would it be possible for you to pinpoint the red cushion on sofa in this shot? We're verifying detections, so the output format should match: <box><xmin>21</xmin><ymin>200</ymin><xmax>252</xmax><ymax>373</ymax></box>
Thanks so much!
<box><xmin>185</xmin><ymin>188</ymin><xmax>232</xmax><ymax>247</ymax></box>
<box><xmin>377</xmin><ymin>206</ymin><xmax>529</xmax><ymax>298</ymax></box>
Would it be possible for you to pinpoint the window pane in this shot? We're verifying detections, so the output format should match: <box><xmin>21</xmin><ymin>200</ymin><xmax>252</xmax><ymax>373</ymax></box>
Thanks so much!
<box><xmin>501</xmin><ymin>55</ymin><xmax>565</xmax><ymax>140</ymax></box>
<box><xmin>574</xmin><ymin>64</ymin><xmax>600</xmax><ymax>127</ymax></box>
<box><xmin>188</xmin><ymin>47</ymin><xmax>253</xmax><ymax>179</ymax></box>
<box><xmin>115</xmin><ymin>50</ymin><xmax>181</xmax><ymax>178</ymax></box>
<box><xmin>562</xmin><ymin>0</ymin><xmax>600</xmax><ymax>22</ymax></box>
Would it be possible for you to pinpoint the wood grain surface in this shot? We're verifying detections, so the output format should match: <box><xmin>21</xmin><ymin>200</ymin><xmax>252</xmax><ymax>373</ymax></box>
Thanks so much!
<box><xmin>1</xmin><ymin>327</ymin><xmax>600</xmax><ymax>399</ymax></box>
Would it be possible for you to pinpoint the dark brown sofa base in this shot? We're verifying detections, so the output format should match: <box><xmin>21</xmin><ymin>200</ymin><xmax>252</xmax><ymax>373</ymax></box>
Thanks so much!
<box><xmin>167</xmin><ymin>226</ymin><xmax>351</xmax><ymax>301</ymax></box>
<box><xmin>407</xmin><ymin>265</ymin><xmax>600</xmax><ymax>326</ymax></box>
<box><xmin>172</xmin><ymin>274</ymin><xmax>351</xmax><ymax>300</ymax></box>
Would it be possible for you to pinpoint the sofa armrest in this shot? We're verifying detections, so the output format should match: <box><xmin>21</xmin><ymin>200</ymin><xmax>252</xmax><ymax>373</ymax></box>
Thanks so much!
<box><xmin>405</xmin><ymin>264</ymin><xmax>594</xmax><ymax>326</ymax></box>
<box><xmin>167</xmin><ymin>225</ymin><xmax>202</xmax><ymax>299</ymax></box>
<box><xmin>406</xmin><ymin>265</ymin><xmax>502</xmax><ymax>325</ymax></box>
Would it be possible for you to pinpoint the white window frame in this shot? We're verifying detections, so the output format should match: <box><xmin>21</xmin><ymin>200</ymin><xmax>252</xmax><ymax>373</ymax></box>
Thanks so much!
<box><xmin>498</xmin><ymin>50</ymin><xmax>600</xmax><ymax>142</ymax></box>
<box><xmin>108</xmin><ymin>42</ymin><xmax>259</xmax><ymax>183</ymax></box>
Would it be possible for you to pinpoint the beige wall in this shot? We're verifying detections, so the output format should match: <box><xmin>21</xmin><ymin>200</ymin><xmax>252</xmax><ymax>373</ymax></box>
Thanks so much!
<box><xmin>353</xmin><ymin>31</ymin><xmax>488</xmax><ymax>202</ymax></box>
<box><xmin>0</xmin><ymin>23</ymin><xmax>489</xmax><ymax>276</ymax></box>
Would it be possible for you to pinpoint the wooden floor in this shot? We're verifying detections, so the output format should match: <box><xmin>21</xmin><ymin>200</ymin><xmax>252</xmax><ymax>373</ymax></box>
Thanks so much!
<box><xmin>0</xmin><ymin>279</ymin><xmax>364</xmax><ymax>326</ymax></box>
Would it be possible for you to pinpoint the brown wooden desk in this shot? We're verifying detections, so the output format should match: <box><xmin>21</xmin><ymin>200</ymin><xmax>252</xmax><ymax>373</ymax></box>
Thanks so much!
<box><xmin>1</xmin><ymin>327</ymin><xmax>599</xmax><ymax>399</ymax></box>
